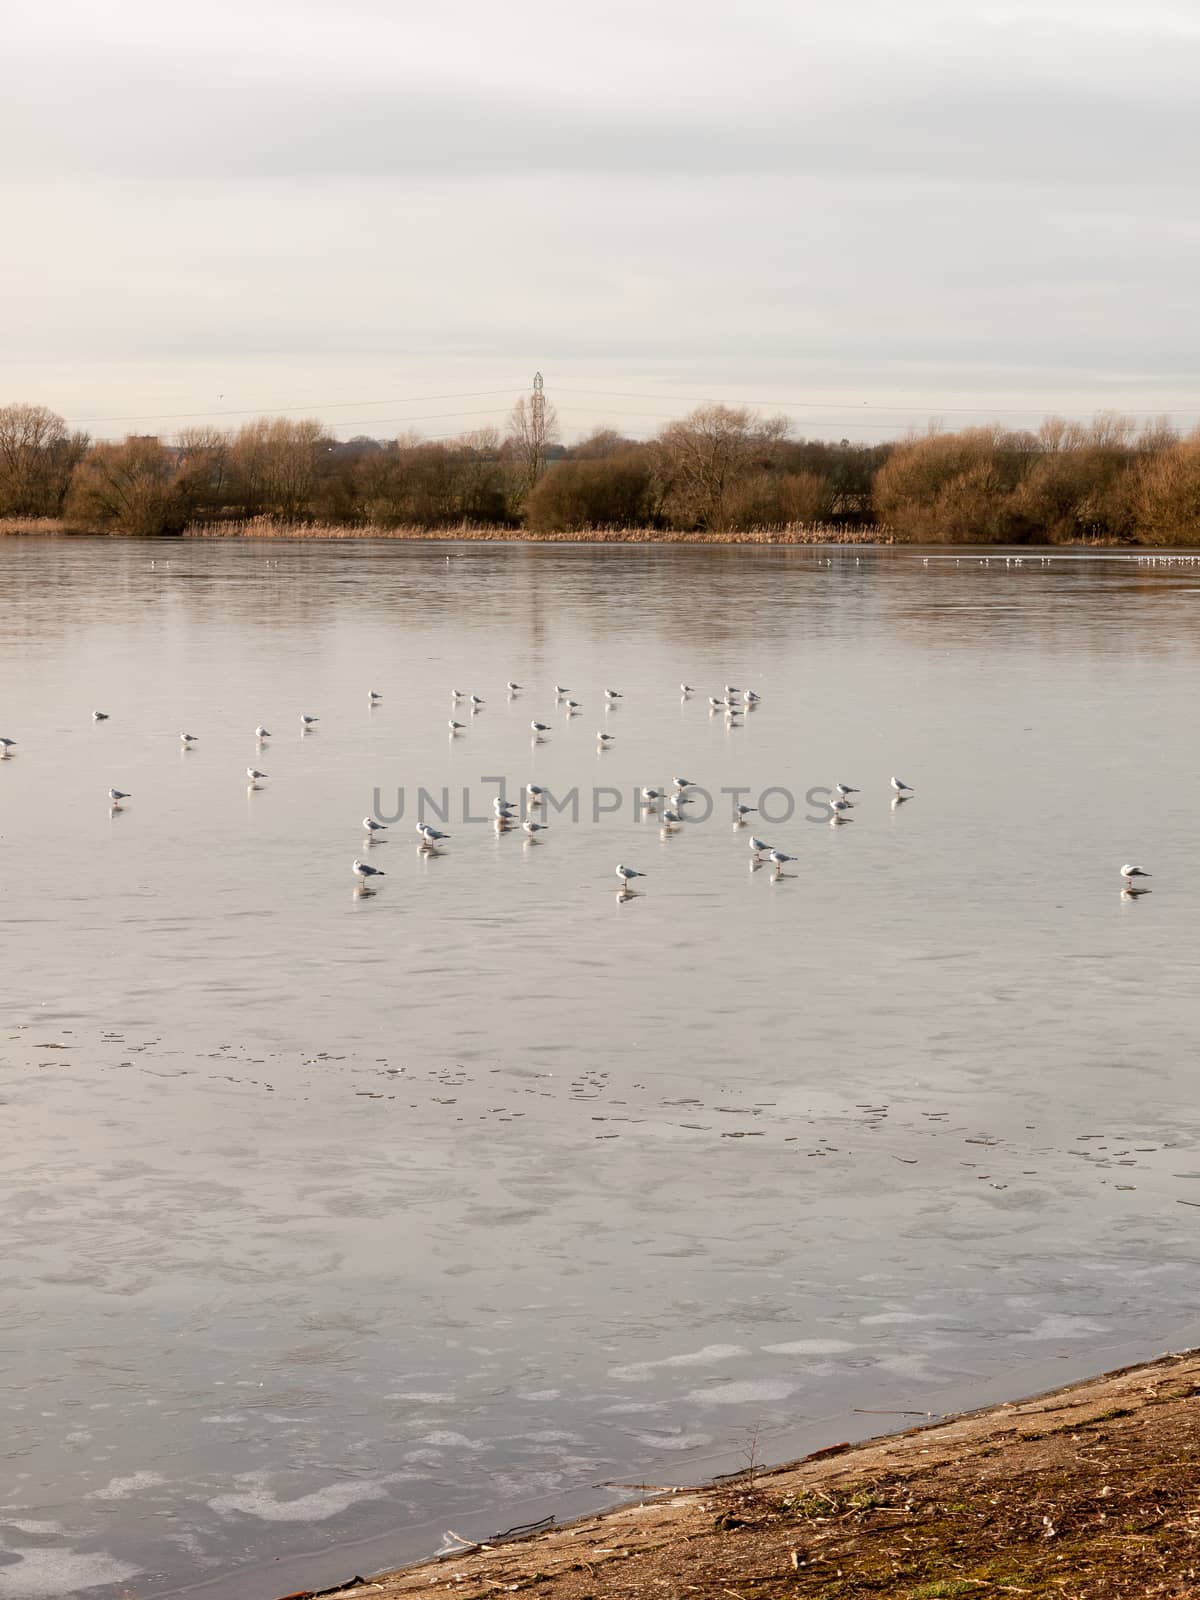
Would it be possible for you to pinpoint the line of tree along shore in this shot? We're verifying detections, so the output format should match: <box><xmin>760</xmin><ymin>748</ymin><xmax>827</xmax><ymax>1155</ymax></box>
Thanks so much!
<box><xmin>1</xmin><ymin>398</ymin><xmax>1198</xmax><ymax>544</ymax></box>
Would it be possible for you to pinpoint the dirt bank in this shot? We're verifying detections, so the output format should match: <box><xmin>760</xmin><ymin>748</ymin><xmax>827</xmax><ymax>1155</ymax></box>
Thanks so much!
<box><xmin>278</xmin><ymin>1349</ymin><xmax>1200</xmax><ymax>1600</ymax></box>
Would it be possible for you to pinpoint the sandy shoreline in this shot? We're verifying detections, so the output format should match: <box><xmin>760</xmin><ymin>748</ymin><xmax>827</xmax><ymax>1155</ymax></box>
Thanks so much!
<box><xmin>273</xmin><ymin>1348</ymin><xmax>1200</xmax><ymax>1599</ymax></box>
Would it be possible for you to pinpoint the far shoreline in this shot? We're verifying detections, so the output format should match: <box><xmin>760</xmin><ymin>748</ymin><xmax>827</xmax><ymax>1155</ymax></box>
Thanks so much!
<box><xmin>1</xmin><ymin>514</ymin><xmax>1186</xmax><ymax>549</ymax></box>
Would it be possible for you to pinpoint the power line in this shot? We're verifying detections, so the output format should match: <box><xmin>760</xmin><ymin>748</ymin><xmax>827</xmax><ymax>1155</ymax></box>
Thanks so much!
<box><xmin>551</xmin><ymin>385</ymin><xmax>1199</xmax><ymax>418</ymax></box>
<box><xmin>68</xmin><ymin>387</ymin><xmax>521</xmax><ymax>425</ymax></box>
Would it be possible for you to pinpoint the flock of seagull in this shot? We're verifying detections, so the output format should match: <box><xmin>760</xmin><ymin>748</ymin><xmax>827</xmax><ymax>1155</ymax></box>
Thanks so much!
<box><xmin>352</xmin><ymin>679</ymin><xmax>918</xmax><ymax>898</ymax></box>
<box><xmin>0</xmin><ymin>686</ymin><xmax>1149</xmax><ymax>899</ymax></box>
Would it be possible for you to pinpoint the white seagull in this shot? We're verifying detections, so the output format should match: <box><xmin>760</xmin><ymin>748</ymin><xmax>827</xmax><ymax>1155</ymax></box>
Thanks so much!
<box><xmin>507</xmin><ymin>681</ymin><xmax>522</xmax><ymax>692</ymax></box>
<box><xmin>555</xmin><ymin>684</ymin><xmax>569</xmax><ymax>697</ymax></box>
<box><xmin>724</xmin><ymin>685</ymin><xmax>740</xmax><ymax>697</ymax></box>
<box><xmin>246</xmin><ymin>767</ymin><xmax>268</xmax><ymax>783</ymax></box>
<box><xmin>661</xmin><ymin>808</ymin><xmax>683</xmax><ymax>825</ymax></box>
<box><xmin>108</xmin><ymin>787</ymin><xmax>130</xmax><ymax>804</ymax></box>
<box><xmin>708</xmin><ymin>696</ymin><xmax>725</xmax><ymax>709</ymax></box>
<box><xmin>470</xmin><ymin>694</ymin><xmax>484</xmax><ymax>707</ymax></box>
<box><xmin>830</xmin><ymin>797</ymin><xmax>852</xmax><ymax>816</ymax></box>
<box><xmin>744</xmin><ymin>689</ymin><xmax>761</xmax><ymax>704</ymax></box>
<box><xmin>641</xmin><ymin>787</ymin><xmax>663</xmax><ymax>803</ymax></box>
<box><xmin>680</xmin><ymin>683</ymin><xmax>694</xmax><ymax>695</ymax></box>
<box><xmin>615</xmin><ymin>864</ymin><xmax>645</xmax><ymax>887</ymax></box>
<box><xmin>1121</xmin><ymin>864</ymin><xmax>1152</xmax><ymax>884</ymax></box>
<box><xmin>0</xmin><ymin>737</ymin><xmax>17</xmax><ymax>754</ymax></box>
<box><xmin>523</xmin><ymin>819</ymin><xmax>548</xmax><ymax>837</ymax></box>
<box><xmin>300</xmin><ymin>714</ymin><xmax>319</xmax><ymax>728</ymax></box>
<box><xmin>597</xmin><ymin>731</ymin><xmax>614</xmax><ymax>745</ymax></box>
<box><xmin>531</xmin><ymin>720</ymin><xmax>551</xmax><ymax>736</ymax></box>
<box><xmin>353</xmin><ymin>858</ymin><xmax>385</xmax><ymax>885</ymax></box>
<box><xmin>733</xmin><ymin>803</ymin><xmax>757</xmax><ymax>819</ymax></box>
<box><xmin>92</xmin><ymin>711</ymin><xmax>109</xmax><ymax>722</ymax></box>
<box><xmin>363</xmin><ymin>817</ymin><xmax>387</xmax><ymax>833</ymax></box>
<box><xmin>673</xmin><ymin>776</ymin><xmax>696</xmax><ymax>790</ymax></box>
<box><xmin>526</xmin><ymin>783</ymin><xmax>546</xmax><ymax>804</ymax></box>
<box><xmin>493</xmin><ymin>797</ymin><xmax>517</xmax><ymax>817</ymax></box>
<box><xmin>834</xmin><ymin>783</ymin><xmax>859</xmax><ymax>798</ymax></box>
<box><xmin>451</xmin><ymin>688</ymin><xmax>465</xmax><ymax>700</ymax></box>
<box><xmin>368</xmin><ymin>690</ymin><xmax>382</xmax><ymax>702</ymax></box>
<box><xmin>891</xmin><ymin>776</ymin><xmax>914</xmax><ymax>794</ymax></box>
<box><xmin>563</xmin><ymin>699</ymin><xmax>581</xmax><ymax>713</ymax></box>
<box><xmin>180</xmin><ymin>732</ymin><xmax>198</xmax><ymax>744</ymax></box>
<box><xmin>748</xmin><ymin>835</ymin><xmax>772</xmax><ymax>856</ymax></box>
<box><xmin>418</xmin><ymin>824</ymin><xmax>451</xmax><ymax>845</ymax></box>
<box><xmin>255</xmin><ymin>725</ymin><xmax>271</xmax><ymax>740</ymax></box>
<box><xmin>605</xmin><ymin>688</ymin><xmax>623</xmax><ymax>700</ymax></box>
<box><xmin>448</xmin><ymin>719</ymin><xmax>465</xmax><ymax>732</ymax></box>
<box><xmin>768</xmin><ymin>849</ymin><xmax>796</xmax><ymax>872</ymax></box>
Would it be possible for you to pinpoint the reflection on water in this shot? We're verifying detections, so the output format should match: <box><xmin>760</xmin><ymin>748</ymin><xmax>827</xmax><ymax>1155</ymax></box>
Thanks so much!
<box><xmin>2</xmin><ymin>538</ymin><xmax>1200</xmax><ymax>1599</ymax></box>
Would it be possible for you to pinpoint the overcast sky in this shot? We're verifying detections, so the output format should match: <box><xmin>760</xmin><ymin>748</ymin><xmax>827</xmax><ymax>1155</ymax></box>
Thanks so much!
<box><xmin>2</xmin><ymin>0</ymin><xmax>1197</xmax><ymax>441</ymax></box>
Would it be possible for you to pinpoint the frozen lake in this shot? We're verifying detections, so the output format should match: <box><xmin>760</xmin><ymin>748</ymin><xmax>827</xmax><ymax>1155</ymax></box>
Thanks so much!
<box><xmin>2</xmin><ymin>536</ymin><xmax>1200</xmax><ymax>1599</ymax></box>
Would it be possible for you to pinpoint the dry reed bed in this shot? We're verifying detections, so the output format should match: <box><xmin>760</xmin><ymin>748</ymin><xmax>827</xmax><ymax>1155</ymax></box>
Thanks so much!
<box><xmin>181</xmin><ymin>517</ymin><xmax>894</xmax><ymax>545</ymax></box>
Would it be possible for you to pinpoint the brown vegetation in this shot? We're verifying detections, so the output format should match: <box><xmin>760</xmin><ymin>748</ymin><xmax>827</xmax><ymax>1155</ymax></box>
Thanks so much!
<box><xmin>4</xmin><ymin>394</ymin><xmax>1200</xmax><ymax>543</ymax></box>
<box><xmin>287</xmin><ymin>1349</ymin><xmax>1200</xmax><ymax>1600</ymax></box>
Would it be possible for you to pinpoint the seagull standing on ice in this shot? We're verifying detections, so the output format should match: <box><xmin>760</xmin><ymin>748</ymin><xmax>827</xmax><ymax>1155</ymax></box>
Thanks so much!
<box><xmin>615</xmin><ymin>864</ymin><xmax>645</xmax><ymax>888</ymax></box>
<box><xmin>180</xmin><ymin>732</ymin><xmax>198</xmax><ymax>746</ymax></box>
<box><xmin>92</xmin><ymin>711</ymin><xmax>109</xmax><ymax>722</ymax></box>
<box><xmin>523</xmin><ymin>819</ymin><xmax>548</xmax><ymax>838</ymax></box>
<box><xmin>470</xmin><ymin>694</ymin><xmax>484</xmax><ymax>707</ymax></box>
<box><xmin>363</xmin><ymin>817</ymin><xmax>386</xmax><ymax>833</ymax></box>
<box><xmin>733</xmin><ymin>803</ymin><xmax>757</xmax><ymax>821</ymax></box>
<box><xmin>597</xmin><ymin>731</ymin><xmax>614</xmax><ymax>745</ymax></box>
<box><xmin>246</xmin><ymin>768</ymin><xmax>268</xmax><ymax>784</ymax></box>
<box><xmin>605</xmin><ymin>689</ymin><xmax>623</xmax><ymax>701</ymax></box>
<box><xmin>0</xmin><ymin>737</ymin><xmax>16</xmax><ymax>755</ymax></box>
<box><xmin>300</xmin><ymin>714</ymin><xmax>319</xmax><ymax>729</ymax></box>
<box><xmin>448</xmin><ymin>719</ymin><xmax>465</xmax><ymax>733</ymax></box>
<box><xmin>418</xmin><ymin>824</ymin><xmax>451</xmax><ymax>846</ymax></box>
<box><xmin>255</xmin><ymin>725</ymin><xmax>270</xmax><ymax>741</ymax></box>
<box><xmin>891</xmin><ymin>776</ymin><xmax>913</xmax><ymax>794</ymax></box>
<box><xmin>830</xmin><ymin>797</ymin><xmax>852</xmax><ymax>817</ymax></box>
<box><xmin>353</xmin><ymin>858</ymin><xmax>385</xmax><ymax>886</ymax></box>
<box><xmin>563</xmin><ymin>699</ymin><xmax>581</xmax><ymax>713</ymax></box>
<box><xmin>834</xmin><ymin>783</ymin><xmax>859</xmax><ymax>799</ymax></box>
<box><xmin>531</xmin><ymin>720</ymin><xmax>551</xmax><ymax>738</ymax></box>
<box><xmin>744</xmin><ymin>689</ymin><xmax>761</xmax><ymax>704</ymax></box>
<box><xmin>507</xmin><ymin>681</ymin><xmax>522</xmax><ymax>693</ymax></box>
<box><xmin>555</xmin><ymin>685</ymin><xmax>569</xmax><ymax>698</ymax></box>
<box><xmin>680</xmin><ymin>683</ymin><xmax>694</xmax><ymax>695</ymax></box>
<box><xmin>368</xmin><ymin>690</ymin><xmax>382</xmax><ymax>702</ymax></box>
<box><xmin>748</xmin><ymin>835</ymin><xmax>772</xmax><ymax>857</ymax></box>
<box><xmin>1121</xmin><ymin>864</ymin><xmax>1152</xmax><ymax>885</ymax></box>
<box><xmin>526</xmin><ymin>783</ymin><xmax>546</xmax><ymax>805</ymax></box>
<box><xmin>768</xmin><ymin>849</ymin><xmax>796</xmax><ymax>874</ymax></box>
<box><xmin>108</xmin><ymin>787</ymin><xmax>130</xmax><ymax>806</ymax></box>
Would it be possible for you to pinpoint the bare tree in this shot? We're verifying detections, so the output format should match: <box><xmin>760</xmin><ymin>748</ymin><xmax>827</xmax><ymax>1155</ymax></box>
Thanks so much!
<box><xmin>228</xmin><ymin>418</ymin><xmax>325</xmax><ymax>518</ymax></box>
<box><xmin>652</xmin><ymin>405</ymin><xmax>789</xmax><ymax>530</ymax></box>
<box><xmin>506</xmin><ymin>392</ymin><xmax>559</xmax><ymax>494</ymax></box>
<box><xmin>0</xmin><ymin>402</ymin><xmax>88</xmax><ymax>516</ymax></box>
<box><xmin>66</xmin><ymin>437</ymin><xmax>184</xmax><ymax>534</ymax></box>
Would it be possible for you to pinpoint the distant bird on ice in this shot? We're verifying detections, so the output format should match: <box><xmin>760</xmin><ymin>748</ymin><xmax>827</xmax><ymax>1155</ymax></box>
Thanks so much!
<box><xmin>523</xmin><ymin>819</ymin><xmax>548</xmax><ymax>838</ymax></box>
<box><xmin>768</xmin><ymin>849</ymin><xmax>796</xmax><ymax>872</ymax></box>
<box><xmin>834</xmin><ymin>783</ymin><xmax>859</xmax><ymax>799</ymax></box>
<box><xmin>615</xmin><ymin>864</ymin><xmax>645</xmax><ymax>887</ymax></box>
<box><xmin>470</xmin><ymin>694</ymin><xmax>484</xmax><ymax>707</ymax></box>
<box><xmin>733</xmin><ymin>803</ymin><xmax>757</xmax><ymax>819</ymax></box>
<box><xmin>363</xmin><ymin>817</ymin><xmax>386</xmax><ymax>833</ymax></box>
<box><xmin>597</xmin><ymin>731</ymin><xmax>614</xmax><ymax>745</ymax></box>
<box><xmin>255</xmin><ymin>725</ymin><xmax>270</xmax><ymax>740</ymax></box>
<box><xmin>368</xmin><ymin>690</ymin><xmax>382</xmax><ymax>702</ymax></box>
<box><xmin>92</xmin><ymin>711</ymin><xmax>109</xmax><ymax>722</ymax></box>
<box><xmin>526</xmin><ymin>783</ymin><xmax>546</xmax><ymax>804</ymax></box>
<box><xmin>891</xmin><ymin>776</ymin><xmax>913</xmax><ymax>794</ymax></box>
<box><xmin>108</xmin><ymin>787</ymin><xmax>130</xmax><ymax>805</ymax></box>
<box><xmin>448</xmin><ymin>719</ymin><xmax>465</xmax><ymax>732</ymax></box>
<box><xmin>353</xmin><ymin>858</ymin><xmax>385</xmax><ymax>885</ymax></box>
<box><xmin>530</xmin><ymin>720</ymin><xmax>551</xmax><ymax>736</ymax></box>
<box><xmin>300</xmin><ymin>714</ymin><xmax>319</xmax><ymax>728</ymax></box>
<box><xmin>680</xmin><ymin>683</ymin><xmax>694</xmax><ymax>695</ymax></box>
<box><xmin>246</xmin><ymin>768</ymin><xmax>268</xmax><ymax>783</ymax></box>
<box><xmin>0</xmin><ymin>737</ymin><xmax>16</xmax><ymax>754</ymax></box>
<box><xmin>418</xmin><ymin>824</ymin><xmax>450</xmax><ymax>845</ymax></box>
<box><xmin>1121</xmin><ymin>864</ymin><xmax>1151</xmax><ymax>884</ymax></box>
<box><xmin>748</xmin><ymin>835</ymin><xmax>772</xmax><ymax>856</ymax></box>
<box><xmin>507</xmin><ymin>681</ymin><xmax>522</xmax><ymax>692</ymax></box>
<box><xmin>180</xmin><ymin>732</ymin><xmax>198</xmax><ymax>745</ymax></box>
<box><xmin>605</xmin><ymin>688</ymin><xmax>623</xmax><ymax>700</ymax></box>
